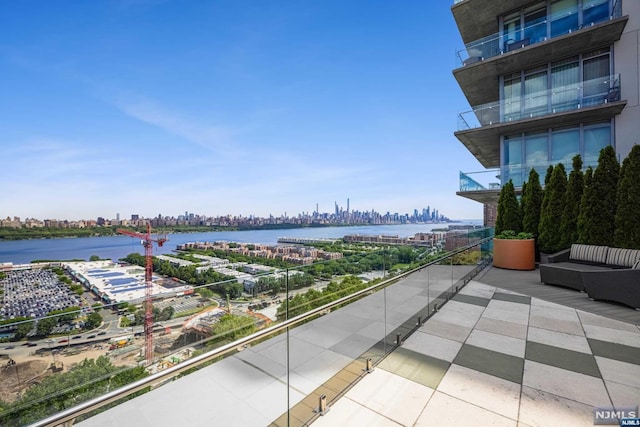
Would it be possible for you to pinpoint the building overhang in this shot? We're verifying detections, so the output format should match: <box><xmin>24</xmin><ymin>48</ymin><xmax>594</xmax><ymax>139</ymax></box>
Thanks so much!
<box><xmin>456</xmin><ymin>189</ymin><xmax>501</xmax><ymax>204</ymax></box>
<box><xmin>453</xmin><ymin>17</ymin><xmax>628</xmax><ymax>107</ymax></box>
<box><xmin>452</xmin><ymin>0</ymin><xmax>533</xmax><ymax>44</ymax></box>
<box><xmin>454</xmin><ymin>100</ymin><xmax>627</xmax><ymax>168</ymax></box>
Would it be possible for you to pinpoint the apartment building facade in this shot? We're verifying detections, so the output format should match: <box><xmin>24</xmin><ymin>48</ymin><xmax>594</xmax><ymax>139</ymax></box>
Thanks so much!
<box><xmin>452</xmin><ymin>0</ymin><xmax>639</xmax><ymax>226</ymax></box>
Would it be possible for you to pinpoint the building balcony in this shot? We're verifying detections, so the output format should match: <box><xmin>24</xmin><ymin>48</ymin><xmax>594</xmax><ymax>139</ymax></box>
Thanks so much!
<box><xmin>453</xmin><ymin>9</ymin><xmax>627</xmax><ymax>107</ymax></box>
<box><xmin>12</xmin><ymin>233</ymin><xmax>640</xmax><ymax>427</ymax></box>
<box><xmin>457</xmin><ymin>156</ymin><xmax>601</xmax><ymax>203</ymax></box>
<box><xmin>454</xmin><ymin>75</ymin><xmax>626</xmax><ymax>168</ymax></box>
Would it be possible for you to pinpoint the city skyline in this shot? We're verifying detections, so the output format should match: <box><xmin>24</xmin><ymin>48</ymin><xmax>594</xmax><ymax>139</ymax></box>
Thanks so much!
<box><xmin>1</xmin><ymin>200</ymin><xmax>454</xmax><ymax>225</ymax></box>
<box><xmin>1</xmin><ymin>2</ymin><xmax>483</xmax><ymax>221</ymax></box>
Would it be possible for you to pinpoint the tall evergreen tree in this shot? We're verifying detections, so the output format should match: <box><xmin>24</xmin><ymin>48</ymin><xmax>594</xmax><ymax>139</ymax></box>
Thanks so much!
<box><xmin>538</xmin><ymin>163</ymin><xmax>567</xmax><ymax>253</ymax></box>
<box><xmin>576</xmin><ymin>146</ymin><xmax>619</xmax><ymax>246</ymax></box>
<box><xmin>577</xmin><ymin>167</ymin><xmax>593</xmax><ymax>243</ymax></box>
<box><xmin>522</xmin><ymin>168</ymin><xmax>543</xmax><ymax>239</ymax></box>
<box><xmin>560</xmin><ymin>155</ymin><xmax>584</xmax><ymax>247</ymax></box>
<box><xmin>614</xmin><ymin>145</ymin><xmax>640</xmax><ymax>248</ymax></box>
<box><xmin>495</xmin><ymin>180</ymin><xmax>521</xmax><ymax>235</ymax></box>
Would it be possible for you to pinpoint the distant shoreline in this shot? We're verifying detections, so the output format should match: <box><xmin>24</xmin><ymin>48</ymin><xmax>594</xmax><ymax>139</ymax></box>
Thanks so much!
<box><xmin>0</xmin><ymin>221</ymin><xmax>462</xmax><ymax>242</ymax></box>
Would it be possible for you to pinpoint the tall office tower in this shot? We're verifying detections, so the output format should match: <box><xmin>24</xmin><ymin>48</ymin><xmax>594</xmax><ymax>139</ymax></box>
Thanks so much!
<box><xmin>347</xmin><ymin>198</ymin><xmax>350</xmax><ymax>214</ymax></box>
<box><xmin>452</xmin><ymin>0</ymin><xmax>638</xmax><ymax>227</ymax></box>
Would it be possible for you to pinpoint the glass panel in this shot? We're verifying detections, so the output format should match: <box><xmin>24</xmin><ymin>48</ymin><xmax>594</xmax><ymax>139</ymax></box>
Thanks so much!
<box><xmin>524</xmin><ymin>4</ymin><xmax>548</xmax><ymax>44</ymax></box>
<box><xmin>503</xmin><ymin>11</ymin><xmax>522</xmax><ymax>51</ymax></box>
<box><xmin>524</xmin><ymin>71</ymin><xmax>548</xmax><ymax>116</ymax></box>
<box><xmin>551</xmin><ymin>58</ymin><xmax>579</xmax><ymax>111</ymax></box>
<box><xmin>504</xmin><ymin>136</ymin><xmax>524</xmax><ymax>186</ymax></box>
<box><xmin>504</xmin><ymin>75</ymin><xmax>522</xmax><ymax>121</ymax></box>
<box><xmin>583</xmin><ymin>52</ymin><xmax>611</xmax><ymax>103</ymax></box>
<box><xmin>583</xmin><ymin>0</ymin><xmax>609</xmax><ymax>26</ymax></box>
<box><xmin>584</xmin><ymin>124</ymin><xmax>611</xmax><ymax>164</ymax></box>
<box><xmin>551</xmin><ymin>0</ymin><xmax>578</xmax><ymax>37</ymax></box>
<box><xmin>551</xmin><ymin>128</ymin><xmax>580</xmax><ymax>163</ymax></box>
<box><xmin>525</xmin><ymin>133</ymin><xmax>549</xmax><ymax>175</ymax></box>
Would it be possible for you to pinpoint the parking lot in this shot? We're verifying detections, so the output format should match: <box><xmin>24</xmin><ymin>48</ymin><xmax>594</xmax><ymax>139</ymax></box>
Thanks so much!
<box><xmin>155</xmin><ymin>296</ymin><xmax>207</xmax><ymax>315</ymax></box>
<box><xmin>0</xmin><ymin>269</ymin><xmax>80</xmax><ymax>320</ymax></box>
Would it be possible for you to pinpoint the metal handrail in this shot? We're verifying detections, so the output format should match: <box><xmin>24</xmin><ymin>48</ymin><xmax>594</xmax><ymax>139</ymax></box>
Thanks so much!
<box><xmin>28</xmin><ymin>235</ymin><xmax>493</xmax><ymax>427</ymax></box>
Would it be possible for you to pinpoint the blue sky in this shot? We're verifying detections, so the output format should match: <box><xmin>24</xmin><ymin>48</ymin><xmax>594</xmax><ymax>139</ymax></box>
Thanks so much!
<box><xmin>1</xmin><ymin>0</ymin><xmax>484</xmax><ymax>221</ymax></box>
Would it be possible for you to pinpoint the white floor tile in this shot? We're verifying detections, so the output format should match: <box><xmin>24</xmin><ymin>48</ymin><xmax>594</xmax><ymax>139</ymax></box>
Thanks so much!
<box><xmin>577</xmin><ymin>310</ymin><xmax>639</xmax><ymax>333</ymax></box>
<box><xmin>596</xmin><ymin>356</ymin><xmax>640</xmax><ymax>389</ymax></box>
<box><xmin>475</xmin><ymin>317</ymin><xmax>528</xmax><ymax>339</ymax></box>
<box><xmin>437</xmin><ymin>364</ymin><xmax>521</xmax><ymax>420</ymax></box>
<box><xmin>526</xmin><ymin>327</ymin><xmax>591</xmax><ymax>354</ymax></box>
<box><xmin>482</xmin><ymin>306</ymin><xmax>530</xmax><ymax>325</ymax></box>
<box><xmin>311</xmin><ymin>397</ymin><xmax>402</xmax><ymax>427</ymax></box>
<box><xmin>528</xmin><ymin>315</ymin><xmax>584</xmax><ymax>335</ymax></box>
<box><xmin>344</xmin><ymin>369</ymin><xmax>434</xmax><ymax>426</ymax></box>
<box><xmin>518</xmin><ymin>385</ymin><xmax>595</xmax><ymax>427</ymax></box>
<box><xmin>403</xmin><ymin>330</ymin><xmax>463</xmax><ymax>362</ymax></box>
<box><xmin>415</xmin><ymin>391</ymin><xmax>516</xmax><ymax>427</ymax></box>
<box><xmin>465</xmin><ymin>329</ymin><xmax>526</xmax><ymax>358</ymax></box>
<box><xmin>605</xmin><ymin>380</ymin><xmax>640</xmax><ymax>408</ymax></box>
<box><xmin>583</xmin><ymin>324</ymin><xmax>640</xmax><ymax>348</ymax></box>
<box><xmin>523</xmin><ymin>360</ymin><xmax>610</xmax><ymax>407</ymax></box>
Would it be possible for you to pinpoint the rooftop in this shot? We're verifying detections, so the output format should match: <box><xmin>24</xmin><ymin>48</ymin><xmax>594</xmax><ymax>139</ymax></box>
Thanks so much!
<box><xmin>72</xmin><ymin>265</ymin><xmax>640</xmax><ymax>427</ymax></box>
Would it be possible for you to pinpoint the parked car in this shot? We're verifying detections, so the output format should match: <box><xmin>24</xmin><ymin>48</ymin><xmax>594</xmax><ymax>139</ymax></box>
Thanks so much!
<box><xmin>72</xmin><ymin>335</ymin><xmax>82</xmax><ymax>339</ymax></box>
<box><xmin>58</xmin><ymin>339</ymin><xmax>68</xmax><ymax>343</ymax></box>
<box><xmin>27</xmin><ymin>342</ymin><xmax>38</xmax><ymax>347</ymax></box>
<box><xmin>98</xmin><ymin>331</ymin><xmax>107</xmax><ymax>336</ymax></box>
<box><xmin>4</xmin><ymin>345</ymin><xmax>15</xmax><ymax>350</ymax></box>
<box><xmin>87</xmin><ymin>335</ymin><xmax>96</xmax><ymax>339</ymax></box>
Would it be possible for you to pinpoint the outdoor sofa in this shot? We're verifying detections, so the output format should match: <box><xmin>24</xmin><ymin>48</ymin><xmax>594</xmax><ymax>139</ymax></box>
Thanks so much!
<box><xmin>539</xmin><ymin>245</ymin><xmax>640</xmax><ymax>306</ymax></box>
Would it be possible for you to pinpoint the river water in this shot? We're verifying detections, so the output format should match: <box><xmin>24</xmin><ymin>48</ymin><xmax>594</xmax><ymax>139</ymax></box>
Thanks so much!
<box><xmin>0</xmin><ymin>221</ymin><xmax>480</xmax><ymax>264</ymax></box>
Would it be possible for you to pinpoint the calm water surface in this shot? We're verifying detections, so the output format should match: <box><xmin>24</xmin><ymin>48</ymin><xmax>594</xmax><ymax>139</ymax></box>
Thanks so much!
<box><xmin>0</xmin><ymin>222</ymin><xmax>480</xmax><ymax>264</ymax></box>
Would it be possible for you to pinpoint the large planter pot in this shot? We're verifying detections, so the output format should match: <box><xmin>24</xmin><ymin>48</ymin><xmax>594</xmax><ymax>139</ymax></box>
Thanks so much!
<box><xmin>493</xmin><ymin>238</ymin><xmax>536</xmax><ymax>270</ymax></box>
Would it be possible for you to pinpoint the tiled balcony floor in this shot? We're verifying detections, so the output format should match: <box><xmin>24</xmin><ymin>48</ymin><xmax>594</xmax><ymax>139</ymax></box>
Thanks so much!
<box><xmin>311</xmin><ymin>276</ymin><xmax>640</xmax><ymax>427</ymax></box>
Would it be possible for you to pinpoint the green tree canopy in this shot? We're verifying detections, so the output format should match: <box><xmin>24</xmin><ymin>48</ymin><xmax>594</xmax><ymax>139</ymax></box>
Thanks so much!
<box><xmin>577</xmin><ymin>146</ymin><xmax>619</xmax><ymax>245</ymax></box>
<box><xmin>614</xmin><ymin>145</ymin><xmax>640</xmax><ymax>248</ymax></box>
<box><xmin>538</xmin><ymin>163</ymin><xmax>568</xmax><ymax>253</ymax></box>
<box><xmin>521</xmin><ymin>169</ymin><xmax>543</xmax><ymax>239</ymax></box>
<box><xmin>560</xmin><ymin>155</ymin><xmax>584</xmax><ymax>248</ymax></box>
<box><xmin>495</xmin><ymin>180</ymin><xmax>521</xmax><ymax>235</ymax></box>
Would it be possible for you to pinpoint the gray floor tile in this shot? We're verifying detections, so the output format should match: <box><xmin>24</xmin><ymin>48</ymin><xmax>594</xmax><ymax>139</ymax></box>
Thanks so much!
<box><xmin>588</xmin><ymin>338</ymin><xmax>640</xmax><ymax>366</ymax></box>
<box><xmin>525</xmin><ymin>341</ymin><xmax>601</xmax><ymax>378</ymax></box>
<box><xmin>452</xmin><ymin>293</ymin><xmax>490</xmax><ymax>307</ymax></box>
<box><xmin>453</xmin><ymin>344</ymin><xmax>524</xmax><ymax>384</ymax></box>
<box><xmin>378</xmin><ymin>346</ymin><xmax>450</xmax><ymax>389</ymax></box>
<box><xmin>493</xmin><ymin>292</ymin><xmax>531</xmax><ymax>305</ymax></box>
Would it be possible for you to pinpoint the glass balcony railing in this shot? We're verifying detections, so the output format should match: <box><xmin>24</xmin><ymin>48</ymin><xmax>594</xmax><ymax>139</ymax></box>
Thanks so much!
<box><xmin>0</xmin><ymin>231</ymin><xmax>494</xmax><ymax>427</ymax></box>
<box><xmin>459</xmin><ymin>158</ymin><xmax>601</xmax><ymax>192</ymax></box>
<box><xmin>457</xmin><ymin>74</ymin><xmax>620</xmax><ymax>131</ymax></box>
<box><xmin>456</xmin><ymin>0</ymin><xmax>622</xmax><ymax>67</ymax></box>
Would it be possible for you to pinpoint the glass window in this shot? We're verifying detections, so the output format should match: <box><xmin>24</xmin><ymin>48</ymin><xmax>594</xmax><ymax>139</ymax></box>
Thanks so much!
<box><xmin>551</xmin><ymin>57</ymin><xmax>579</xmax><ymax>111</ymax></box>
<box><xmin>503</xmin><ymin>135</ymin><xmax>524</xmax><ymax>186</ymax></box>
<box><xmin>551</xmin><ymin>0</ymin><xmax>578</xmax><ymax>37</ymax></box>
<box><xmin>503</xmin><ymin>74</ymin><xmax>522</xmax><ymax>121</ymax></box>
<box><xmin>583</xmin><ymin>124</ymin><xmax>611</xmax><ymax>165</ymax></box>
<box><xmin>504</xmin><ymin>11</ymin><xmax>522</xmax><ymax>51</ymax></box>
<box><xmin>524</xmin><ymin>69</ymin><xmax>548</xmax><ymax>116</ymax></box>
<box><xmin>525</xmin><ymin>133</ymin><xmax>549</xmax><ymax>177</ymax></box>
<box><xmin>524</xmin><ymin>4</ymin><xmax>547</xmax><ymax>44</ymax></box>
<box><xmin>583</xmin><ymin>50</ymin><xmax>611</xmax><ymax>103</ymax></box>
<box><xmin>551</xmin><ymin>128</ymin><xmax>580</xmax><ymax>163</ymax></box>
<box><xmin>583</xmin><ymin>0</ymin><xmax>609</xmax><ymax>27</ymax></box>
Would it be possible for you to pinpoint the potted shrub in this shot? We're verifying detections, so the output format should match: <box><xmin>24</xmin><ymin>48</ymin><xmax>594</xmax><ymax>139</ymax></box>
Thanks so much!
<box><xmin>493</xmin><ymin>230</ymin><xmax>536</xmax><ymax>270</ymax></box>
<box><xmin>494</xmin><ymin>180</ymin><xmax>536</xmax><ymax>270</ymax></box>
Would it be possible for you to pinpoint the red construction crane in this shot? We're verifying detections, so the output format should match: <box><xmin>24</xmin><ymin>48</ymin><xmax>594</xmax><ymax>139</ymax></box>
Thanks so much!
<box><xmin>117</xmin><ymin>223</ymin><xmax>168</xmax><ymax>365</ymax></box>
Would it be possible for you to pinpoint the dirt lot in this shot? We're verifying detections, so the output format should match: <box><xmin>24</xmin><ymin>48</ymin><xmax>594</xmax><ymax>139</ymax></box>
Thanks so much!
<box><xmin>0</xmin><ymin>347</ymin><xmax>135</xmax><ymax>404</ymax></box>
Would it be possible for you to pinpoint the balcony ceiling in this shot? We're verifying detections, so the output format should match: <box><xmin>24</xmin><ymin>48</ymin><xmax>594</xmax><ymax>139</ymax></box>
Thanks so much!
<box><xmin>452</xmin><ymin>0</ymin><xmax>533</xmax><ymax>44</ymax></box>
<box><xmin>453</xmin><ymin>17</ymin><xmax>628</xmax><ymax>108</ymax></box>
<box><xmin>454</xmin><ymin>100</ymin><xmax>627</xmax><ymax>168</ymax></box>
<box><xmin>456</xmin><ymin>189</ymin><xmax>501</xmax><ymax>204</ymax></box>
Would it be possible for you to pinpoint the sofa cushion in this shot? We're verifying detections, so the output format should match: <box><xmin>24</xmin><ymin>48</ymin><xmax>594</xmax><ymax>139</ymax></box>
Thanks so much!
<box><xmin>569</xmin><ymin>244</ymin><xmax>609</xmax><ymax>264</ymax></box>
<box><xmin>606</xmin><ymin>248</ymin><xmax>640</xmax><ymax>268</ymax></box>
<box><xmin>634</xmin><ymin>259</ymin><xmax>640</xmax><ymax>270</ymax></box>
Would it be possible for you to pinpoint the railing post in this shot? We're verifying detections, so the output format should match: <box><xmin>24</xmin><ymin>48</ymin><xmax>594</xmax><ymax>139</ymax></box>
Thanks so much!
<box><xmin>315</xmin><ymin>394</ymin><xmax>329</xmax><ymax>415</ymax></box>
